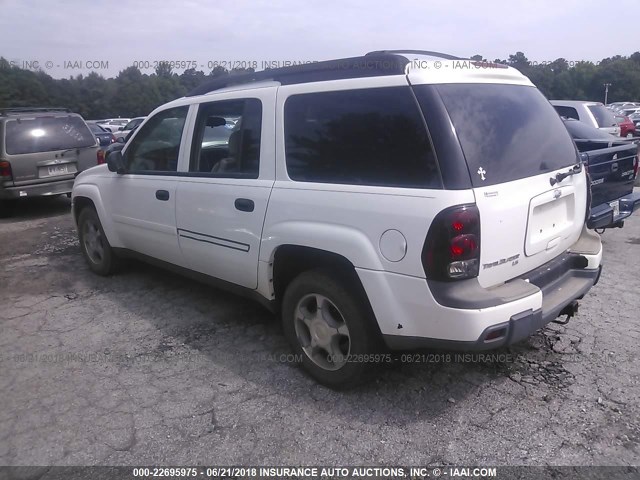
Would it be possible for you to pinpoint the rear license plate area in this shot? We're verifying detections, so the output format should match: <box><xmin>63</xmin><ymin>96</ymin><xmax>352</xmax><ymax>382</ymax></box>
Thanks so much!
<box><xmin>39</xmin><ymin>164</ymin><xmax>76</xmax><ymax>177</ymax></box>
<box><xmin>525</xmin><ymin>191</ymin><xmax>575</xmax><ymax>256</ymax></box>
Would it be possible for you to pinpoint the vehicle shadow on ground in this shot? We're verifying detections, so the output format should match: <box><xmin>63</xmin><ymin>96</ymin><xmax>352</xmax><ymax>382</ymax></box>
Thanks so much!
<box><xmin>0</xmin><ymin>196</ymin><xmax>71</xmax><ymax>223</ymax></box>
<box><xmin>86</xmin><ymin>257</ymin><xmax>561</xmax><ymax>426</ymax></box>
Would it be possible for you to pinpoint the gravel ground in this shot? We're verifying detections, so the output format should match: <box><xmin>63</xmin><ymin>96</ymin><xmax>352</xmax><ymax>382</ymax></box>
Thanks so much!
<box><xmin>0</xmin><ymin>194</ymin><xmax>639</xmax><ymax>467</ymax></box>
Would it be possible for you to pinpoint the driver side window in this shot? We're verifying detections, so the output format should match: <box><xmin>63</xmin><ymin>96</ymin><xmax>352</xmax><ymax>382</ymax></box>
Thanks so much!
<box><xmin>125</xmin><ymin>106</ymin><xmax>188</xmax><ymax>173</ymax></box>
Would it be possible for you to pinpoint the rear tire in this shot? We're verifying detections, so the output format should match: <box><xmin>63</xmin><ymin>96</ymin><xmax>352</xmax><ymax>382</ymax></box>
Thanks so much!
<box><xmin>282</xmin><ymin>269</ymin><xmax>382</xmax><ymax>389</ymax></box>
<box><xmin>77</xmin><ymin>207</ymin><xmax>120</xmax><ymax>275</ymax></box>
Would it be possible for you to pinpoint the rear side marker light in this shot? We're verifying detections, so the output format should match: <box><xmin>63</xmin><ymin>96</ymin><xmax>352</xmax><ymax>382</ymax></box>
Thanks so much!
<box><xmin>485</xmin><ymin>328</ymin><xmax>506</xmax><ymax>341</ymax></box>
<box><xmin>97</xmin><ymin>150</ymin><xmax>105</xmax><ymax>165</ymax></box>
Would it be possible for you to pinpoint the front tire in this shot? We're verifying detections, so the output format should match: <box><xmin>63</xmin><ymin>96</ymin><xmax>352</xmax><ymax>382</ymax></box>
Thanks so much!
<box><xmin>77</xmin><ymin>207</ymin><xmax>120</xmax><ymax>275</ymax></box>
<box><xmin>282</xmin><ymin>269</ymin><xmax>382</xmax><ymax>389</ymax></box>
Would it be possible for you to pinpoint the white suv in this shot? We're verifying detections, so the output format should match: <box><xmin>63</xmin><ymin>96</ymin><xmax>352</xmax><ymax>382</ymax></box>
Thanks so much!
<box><xmin>72</xmin><ymin>51</ymin><xmax>603</xmax><ymax>388</ymax></box>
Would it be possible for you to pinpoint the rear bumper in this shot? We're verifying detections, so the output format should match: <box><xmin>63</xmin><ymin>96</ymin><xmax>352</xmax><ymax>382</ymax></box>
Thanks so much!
<box><xmin>383</xmin><ymin>262</ymin><xmax>601</xmax><ymax>351</ymax></box>
<box><xmin>361</xmin><ymin>229</ymin><xmax>603</xmax><ymax>351</ymax></box>
<box><xmin>0</xmin><ymin>178</ymin><xmax>75</xmax><ymax>199</ymax></box>
<box><xmin>587</xmin><ymin>191</ymin><xmax>640</xmax><ymax>229</ymax></box>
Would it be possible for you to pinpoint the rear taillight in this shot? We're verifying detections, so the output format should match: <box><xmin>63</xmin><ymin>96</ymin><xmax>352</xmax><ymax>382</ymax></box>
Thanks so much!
<box><xmin>422</xmin><ymin>204</ymin><xmax>480</xmax><ymax>281</ymax></box>
<box><xmin>97</xmin><ymin>150</ymin><xmax>105</xmax><ymax>165</ymax></box>
<box><xmin>633</xmin><ymin>153</ymin><xmax>639</xmax><ymax>179</ymax></box>
<box><xmin>0</xmin><ymin>161</ymin><xmax>12</xmax><ymax>180</ymax></box>
<box><xmin>110</xmin><ymin>134</ymin><xmax>116</xmax><ymax>144</ymax></box>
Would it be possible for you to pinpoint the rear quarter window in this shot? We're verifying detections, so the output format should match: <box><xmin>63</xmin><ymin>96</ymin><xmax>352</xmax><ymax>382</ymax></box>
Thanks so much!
<box><xmin>419</xmin><ymin>84</ymin><xmax>579</xmax><ymax>187</ymax></box>
<box><xmin>5</xmin><ymin>115</ymin><xmax>95</xmax><ymax>155</ymax></box>
<box><xmin>587</xmin><ymin>105</ymin><xmax>617</xmax><ymax>128</ymax></box>
<box><xmin>284</xmin><ymin>86</ymin><xmax>442</xmax><ymax>189</ymax></box>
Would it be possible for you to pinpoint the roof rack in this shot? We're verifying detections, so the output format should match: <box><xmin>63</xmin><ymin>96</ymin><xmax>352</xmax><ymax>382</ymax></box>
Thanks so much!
<box><xmin>186</xmin><ymin>53</ymin><xmax>409</xmax><ymax>97</ymax></box>
<box><xmin>365</xmin><ymin>50</ymin><xmax>464</xmax><ymax>61</ymax></box>
<box><xmin>0</xmin><ymin>107</ymin><xmax>71</xmax><ymax>116</ymax></box>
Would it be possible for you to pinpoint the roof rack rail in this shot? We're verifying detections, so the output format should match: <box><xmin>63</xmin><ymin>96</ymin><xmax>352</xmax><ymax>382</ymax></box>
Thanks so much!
<box><xmin>186</xmin><ymin>53</ymin><xmax>409</xmax><ymax>97</ymax></box>
<box><xmin>366</xmin><ymin>50</ymin><xmax>464</xmax><ymax>61</ymax></box>
<box><xmin>0</xmin><ymin>107</ymin><xmax>72</xmax><ymax>116</ymax></box>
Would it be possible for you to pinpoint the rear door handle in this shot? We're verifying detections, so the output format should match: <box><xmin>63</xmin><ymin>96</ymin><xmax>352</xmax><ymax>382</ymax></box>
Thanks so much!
<box><xmin>235</xmin><ymin>198</ymin><xmax>254</xmax><ymax>212</ymax></box>
<box><xmin>156</xmin><ymin>190</ymin><xmax>170</xmax><ymax>201</ymax></box>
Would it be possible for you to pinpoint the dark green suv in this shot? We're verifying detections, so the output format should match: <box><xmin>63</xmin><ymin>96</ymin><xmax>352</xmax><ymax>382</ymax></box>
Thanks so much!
<box><xmin>0</xmin><ymin>108</ymin><xmax>98</xmax><ymax>216</ymax></box>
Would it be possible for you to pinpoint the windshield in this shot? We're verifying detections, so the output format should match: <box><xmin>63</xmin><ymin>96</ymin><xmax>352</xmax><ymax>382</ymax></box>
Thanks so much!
<box><xmin>587</xmin><ymin>105</ymin><xmax>617</xmax><ymax>128</ymax></box>
<box><xmin>563</xmin><ymin>118</ymin><xmax>617</xmax><ymax>140</ymax></box>
<box><xmin>5</xmin><ymin>115</ymin><xmax>95</xmax><ymax>155</ymax></box>
<box><xmin>425</xmin><ymin>84</ymin><xmax>578</xmax><ymax>187</ymax></box>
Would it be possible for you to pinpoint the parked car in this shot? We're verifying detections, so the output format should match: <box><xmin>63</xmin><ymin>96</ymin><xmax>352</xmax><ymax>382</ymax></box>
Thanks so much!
<box><xmin>615</xmin><ymin>115</ymin><xmax>637</xmax><ymax>138</ymax></box>
<box><xmin>562</xmin><ymin>117</ymin><xmax>640</xmax><ymax>227</ymax></box>
<box><xmin>73</xmin><ymin>51</ymin><xmax>603</xmax><ymax>387</ymax></box>
<box><xmin>87</xmin><ymin>122</ymin><xmax>116</xmax><ymax>146</ymax></box>
<box><xmin>551</xmin><ymin>100</ymin><xmax>621</xmax><ymax>136</ymax></box>
<box><xmin>98</xmin><ymin>119</ymin><xmax>130</xmax><ymax>132</ymax></box>
<box><xmin>608</xmin><ymin>102</ymin><xmax>640</xmax><ymax>113</ymax></box>
<box><xmin>619</xmin><ymin>107</ymin><xmax>640</xmax><ymax>117</ymax></box>
<box><xmin>0</xmin><ymin>107</ymin><xmax>99</xmax><ymax>217</ymax></box>
<box><xmin>113</xmin><ymin>116</ymin><xmax>146</xmax><ymax>140</ymax></box>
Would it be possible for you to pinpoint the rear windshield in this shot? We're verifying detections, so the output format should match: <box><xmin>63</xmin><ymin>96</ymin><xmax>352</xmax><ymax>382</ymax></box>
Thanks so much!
<box><xmin>587</xmin><ymin>105</ymin><xmax>617</xmax><ymax>128</ymax></box>
<box><xmin>87</xmin><ymin>123</ymin><xmax>106</xmax><ymax>134</ymax></box>
<box><xmin>5</xmin><ymin>115</ymin><xmax>95</xmax><ymax>155</ymax></box>
<box><xmin>426</xmin><ymin>84</ymin><xmax>578</xmax><ymax>187</ymax></box>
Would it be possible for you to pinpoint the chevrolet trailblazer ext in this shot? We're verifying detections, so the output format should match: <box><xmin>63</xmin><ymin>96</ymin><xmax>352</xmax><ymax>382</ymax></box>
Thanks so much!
<box><xmin>72</xmin><ymin>51</ymin><xmax>604</xmax><ymax>388</ymax></box>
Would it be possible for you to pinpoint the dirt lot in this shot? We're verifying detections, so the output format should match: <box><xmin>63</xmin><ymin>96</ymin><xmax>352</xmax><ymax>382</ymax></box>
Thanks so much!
<box><xmin>1</xmin><ymin>195</ymin><xmax>639</xmax><ymax>467</ymax></box>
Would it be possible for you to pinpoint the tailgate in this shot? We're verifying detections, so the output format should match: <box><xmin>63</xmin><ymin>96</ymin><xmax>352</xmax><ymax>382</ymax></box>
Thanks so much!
<box><xmin>584</xmin><ymin>143</ymin><xmax>637</xmax><ymax>206</ymax></box>
<box><xmin>474</xmin><ymin>168</ymin><xmax>587</xmax><ymax>288</ymax></box>
<box><xmin>9</xmin><ymin>146</ymin><xmax>97</xmax><ymax>187</ymax></box>
<box><xmin>420</xmin><ymin>82</ymin><xmax>589</xmax><ymax>289</ymax></box>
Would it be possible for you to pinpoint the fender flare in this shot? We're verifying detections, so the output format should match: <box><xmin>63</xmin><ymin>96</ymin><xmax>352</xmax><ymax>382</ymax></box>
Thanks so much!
<box><xmin>72</xmin><ymin>184</ymin><xmax>123</xmax><ymax>248</ymax></box>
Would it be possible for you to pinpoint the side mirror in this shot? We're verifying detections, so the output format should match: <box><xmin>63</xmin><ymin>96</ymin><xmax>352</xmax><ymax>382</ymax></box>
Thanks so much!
<box><xmin>118</xmin><ymin>126</ymin><xmax>124</xmax><ymax>131</ymax></box>
<box><xmin>116</xmin><ymin>137</ymin><xmax>126</xmax><ymax>143</ymax></box>
<box><xmin>106</xmin><ymin>150</ymin><xmax>126</xmax><ymax>174</ymax></box>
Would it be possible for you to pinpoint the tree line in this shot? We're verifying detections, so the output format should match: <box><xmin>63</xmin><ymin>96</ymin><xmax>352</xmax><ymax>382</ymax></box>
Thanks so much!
<box><xmin>1</xmin><ymin>52</ymin><xmax>639</xmax><ymax>120</ymax></box>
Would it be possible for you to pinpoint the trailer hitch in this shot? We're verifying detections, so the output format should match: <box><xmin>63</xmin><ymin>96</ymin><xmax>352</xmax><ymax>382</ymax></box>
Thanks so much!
<box><xmin>553</xmin><ymin>300</ymin><xmax>579</xmax><ymax>325</ymax></box>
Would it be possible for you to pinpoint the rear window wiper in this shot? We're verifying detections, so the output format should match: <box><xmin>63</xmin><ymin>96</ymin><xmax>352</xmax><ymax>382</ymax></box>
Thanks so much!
<box><xmin>550</xmin><ymin>163</ymin><xmax>582</xmax><ymax>186</ymax></box>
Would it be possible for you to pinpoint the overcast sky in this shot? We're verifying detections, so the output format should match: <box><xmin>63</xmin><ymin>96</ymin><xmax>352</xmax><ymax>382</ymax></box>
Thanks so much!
<box><xmin>0</xmin><ymin>0</ymin><xmax>635</xmax><ymax>79</ymax></box>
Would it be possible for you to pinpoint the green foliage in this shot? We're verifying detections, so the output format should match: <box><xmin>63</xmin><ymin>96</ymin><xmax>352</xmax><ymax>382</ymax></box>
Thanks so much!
<box><xmin>1</xmin><ymin>53</ymin><xmax>639</xmax><ymax>119</ymax></box>
<box><xmin>0</xmin><ymin>60</ymin><xmax>252</xmax><ymax>119</ymax></box>
<box><xmin>499</xmin><ymin>52</ymin><xmax>640</xmax><ymax>102</ymax></box>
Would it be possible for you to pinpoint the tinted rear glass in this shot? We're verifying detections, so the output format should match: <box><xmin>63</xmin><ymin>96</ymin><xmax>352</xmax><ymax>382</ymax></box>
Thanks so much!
<box><xmin>88</xmin><ymin>123</ymin><xmax>106</xmax><ymax>134</ymax></box>
<box><xmin>426</xmin><ymin>84</ymin><xmax>578</xmax><ymax>187</ymax></box>
<box><xmin>284</xmin><ymin>87</ymin><xmax>441</xmax><ymax>188</ymax></box>
<box><xmin>587</xmin><ymin>105</ymin><xmax>617</xmax><ymax>128</ymax></box>
<box><xmin>563</xmin><ymin>119</ymin><xmax>615</xmax><ymax>140</ymax></box>
<box><xmin>5</xmin><ymin>115</ymin><xmax>95</xmax><ymax>155</ymax></box>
